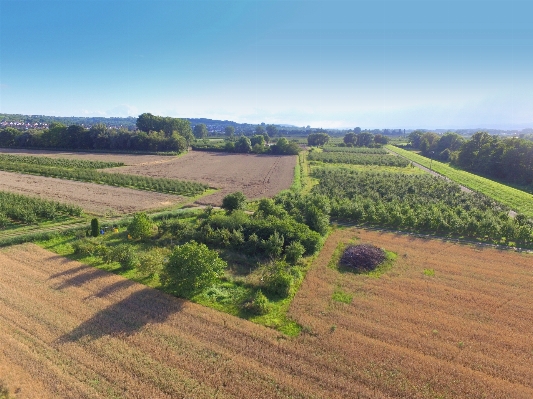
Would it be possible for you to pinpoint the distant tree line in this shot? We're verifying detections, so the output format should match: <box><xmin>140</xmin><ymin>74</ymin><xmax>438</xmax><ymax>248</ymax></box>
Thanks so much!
<box><xmin>0</xmin><ymin>113</ymin><xmax>195</xmax><ymax>153</ymax></box>
<box><xmin>408</xmin><ymin>130</ymin><xmax>533</xmax><ymax>186</ymax></box>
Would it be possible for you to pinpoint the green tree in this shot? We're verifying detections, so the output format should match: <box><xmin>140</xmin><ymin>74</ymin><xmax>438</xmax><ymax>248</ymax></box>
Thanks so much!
<box><xmin>255</xmin><ymin>125</ymin><xmax>266</xmax><ymax>136</ymax></box>
<box><xmin>222</xmin><ymin>192</ymin><xmax>246</xmax><ymax>212</ymax></box>
<box><xmin>91</xmin><ymin>218</ymin><xmax>99</xmax><ymax>237</ymax></box>
<box><xmin>266</xmin><ymin>124</ymin><xmax>278</xmax><ymax>138</ymax></box>
<box><xmin>250</xmin><ymin>134</ymin><xmax>265</xmax><ymax>147</ymax></box>
<box><xmin>128</xmin><ymin>212</ymin><xmax>155</xmax><ymax>240</ymax></box>
<box><xmin>193</xmin><ymin>123</ymin><xmax>208</xmax><ymax>139</ymax></box>
<box><xmin>307</xmin><ymin>132</ymin><xmax>330</xmax><ymax>146</ymax></box>
<box><xmin>234</xmin><ymin>136</ymin><xmax>252</xmax><ymax>153</ymax></box>
<box><xmin>225</xmin><ymin>126</ymin><xmax>235</xmax><ymax>140</ymax></box>
<box><xmin>161</xmin><ymin>241</ymin><xmax>227</xmax><ymax>298</ymax></box>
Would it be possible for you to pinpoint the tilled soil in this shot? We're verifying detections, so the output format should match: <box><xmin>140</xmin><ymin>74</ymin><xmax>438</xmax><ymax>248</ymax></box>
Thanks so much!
<box><xmin>109</xmin><ymin>151</ymin><xmax>297</xmax><ymax>205</ymax></box>
<box><xmin>0</xmin><ymin>171</ymin><xmax>184</xmax><ymax>215</ymax></box>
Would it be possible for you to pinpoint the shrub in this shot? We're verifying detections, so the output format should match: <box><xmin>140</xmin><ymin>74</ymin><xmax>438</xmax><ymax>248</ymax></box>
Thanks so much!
<box><xmin>108</xmin><ymin>244</ymin><xmax>140</xmax><ymax>270</ymax></box>
<box><xmin>72</xmin><ymin>239</ymin><xmax>98</xmax><ymax>256</ymax></box>
<box><xmin>91</xmin><ymin>218</ymin><xmax>99</xmax><ymax>237</ymax></box>
<box><xmin>284</xmin><ymin>241</ymin><xmax>305</xmax><ymax>264</ymax></box>
<box><xmin>261</xmin><ymin>231</ymin><xmax>284</xmax><ymax>259</ymax></box>
<box><xmin>128</xmin><ymin>212</ymin><xmax>155</xmax><ymax>240</ymax></box>
<box><xmin>160</xmin><ymin>241</ymin><xmax>227</xmax><ymax>298</ymax></box>
<box><xmin>263</xmin><ymin>261</ymin><xmax>293</xmax><ymax>297</ymax></box>
<box><xmin>245</xmin><ymin>289</ymin><xmax>269</xmax><ymax>315</ymax></box>
<box><xmin>138</xmin><ymin>247</ymin><xmax>170</xmax><ymax>276</ymax></box>
<box><xmin>222</xmin><ymin>192</ymin><xmax>246</xmax><ymax>212</ymax></box>
<box><xmin>341</xmin><ymin>244</ymin><xmax>386</xmax><ymax>271</ymax></box>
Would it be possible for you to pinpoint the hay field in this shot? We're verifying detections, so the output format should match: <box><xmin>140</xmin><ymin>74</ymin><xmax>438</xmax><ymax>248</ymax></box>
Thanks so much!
<box><xmin>1</xmin><ymin>231</ymin><xmax>532</xmax><ymax>398</ymax></box>
<box><xmin>110</xmin><ymin>151</ymin><xmax>297</xmax><ymax>205</ymax></box>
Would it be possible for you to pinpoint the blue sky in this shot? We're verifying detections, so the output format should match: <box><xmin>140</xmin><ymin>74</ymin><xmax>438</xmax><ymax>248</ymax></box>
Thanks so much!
<box><xmin>1</xmin><ymin>0</ymin><xmax>532</xmax><ymax>129</ymax></box>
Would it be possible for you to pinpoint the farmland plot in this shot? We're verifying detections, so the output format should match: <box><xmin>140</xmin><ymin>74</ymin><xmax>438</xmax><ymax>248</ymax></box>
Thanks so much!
<box><xmin>110</xmin><ymin>151</ymin><xmax>297</xmax><ymax>205</ymax></box>
<box><xmin>1</xmin><ymin>233</ymin><xmax>532</xmax><ymax>398</ymax></box>
<box><xmin>0</xmin><ymin>171</ymin><xmax>185</xmax><ymax>215</ymax></box>
<box><xmin>0</xmin><ymin>148</ymin><xmax>175</xmax><ymax>166</ymax></box>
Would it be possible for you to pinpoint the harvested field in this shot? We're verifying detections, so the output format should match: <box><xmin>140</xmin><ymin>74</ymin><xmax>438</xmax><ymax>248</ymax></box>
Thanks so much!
<box><xmin>0</xmin><ymin>148</ymin><xmax>174</xmax><ymax>166</ymax></box>
<box><xmin>290</xmin><ymin>229</ymin><xmax>533</xmax><ymax>399</ymax></box>
<box><xmin>0</xmin><ymin>171</ymin><xmax>184</xmax><ymax>215</ymax></box>
<box><xmin>110</xmin><ymin>151</ymin><xmax>297</xmax><ymax>205</ymax></box>
<box><xmin>1</xmin><ymin>235</ymin><xmax>532</xmax><ymax>398</ymax></box>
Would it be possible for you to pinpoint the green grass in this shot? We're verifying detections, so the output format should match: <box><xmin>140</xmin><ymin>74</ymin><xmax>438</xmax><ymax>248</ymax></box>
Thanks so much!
<box><xmin>309</xmin><ymin>162</ymin><xmax>425</xmax><ymax>175</ymax></box>
<box><xmin>332</xmin><ymin>289</ymin><xmax>353</xmax><ymax>304</ymax></box>
<box><xmin>387</xmin><ymin>145</ymin><xmax>533</xmax><ymax>217</ymax></box>
<box><xmin>423</xmin><ymin>268</ymin><xmax>435</xmax><ymax>277</ymax></box>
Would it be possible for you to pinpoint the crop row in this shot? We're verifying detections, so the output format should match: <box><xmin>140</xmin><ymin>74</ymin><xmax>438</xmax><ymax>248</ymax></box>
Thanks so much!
<box><xmin>308</xmin><ymin>151</ymin><xmax>410</xmax><ymax>167</ymax></box>
<box><xmin>0</xmin><ymin>162</ymin><xmax>209</xmax><ymax>197</ymax></box>
<box><xmin>0</xmin><ymin>191</ymin><xmax>82</xmax><ymax>226</ymax></box>
<box><xmin>322</xmin><ymin>146</ymin><xmax>388</xmax><ymax>154</ymax></box>
<box><xmin>387</xmin><ymin>145</ymin><xmax>533</xmax><ymax>217</ymax></box>
<box><xmin>311</xmin><ymin>168</ymin><xmax>533</xmax><ymax>244</ymax></box>
<box><xmin>0</xmin><ymin>154</ymin><xmax>124</xmax><ymax>169</ymax></box>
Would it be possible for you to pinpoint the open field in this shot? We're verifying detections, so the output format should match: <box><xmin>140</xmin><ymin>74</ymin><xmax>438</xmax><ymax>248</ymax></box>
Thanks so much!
<box><xmin>387</xmin><ymin>145</ymin><xmax>533</xmax><ymax>216</ymax></box>
<box><xmin>111</xmin><ymin>151</ymin><xmax>297</xmax><ymax>205</ymax></box>
<box><xmin>0</xmin><ymin>171</ymin><xmax>186</xmax><ymax>216</ymax></box>
<box><xmin>1</xmin><ymin>231</ymin><xmax>532</xmax><ymax>398</ymax></box>
<box><xmin>0</xmin><ymin>148</ymin><xmax>175</xmax><ymax>166</ymax></box>
<box><xmin>290</xmin><ymin>228</ymin><xmax>533</xmax><ymax>398</ymax></box>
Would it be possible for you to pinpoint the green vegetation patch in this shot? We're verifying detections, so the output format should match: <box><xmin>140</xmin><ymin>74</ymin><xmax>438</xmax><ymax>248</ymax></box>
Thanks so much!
<box><xmin>332</xmin><ymin>289</ymin><xmax>353</xmax><ymax>304</ymax></box>
<box><xmin>0</xmin><ymin>154</ymin><xmax>123</xmax><ymax>169</ymax></box>
<box><xmin>308</xmin><ymin>151</ymin><xmax>409</xmax><ymax>167</ymax></box>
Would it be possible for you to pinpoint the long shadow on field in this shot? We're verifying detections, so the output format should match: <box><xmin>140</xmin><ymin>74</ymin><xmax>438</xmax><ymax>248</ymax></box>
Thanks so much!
<box><xmin>51</xmin><ymin>267</ymin><xmax>107</xmax><ymax>291</ymax></box>
<box><xmin>59</xmin><ymin>288</ymin><xmax>182</xmax><ymax>342</ymax></box>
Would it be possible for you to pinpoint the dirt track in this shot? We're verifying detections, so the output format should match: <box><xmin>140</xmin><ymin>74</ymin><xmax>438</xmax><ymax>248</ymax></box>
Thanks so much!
<box><xmin>110</xmin><ymin>151</ymin><xmax>297</xmax><ymax>205</ymax></box>
<box><xmin>0</xmin><ymin>171</ymin><xmax>184</xmax><ymax>215</ymax></box>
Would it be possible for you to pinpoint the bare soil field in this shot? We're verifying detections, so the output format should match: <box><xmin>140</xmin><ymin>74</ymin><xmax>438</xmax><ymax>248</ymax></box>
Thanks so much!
<box><xmin>0</xmin><ymin>171</ymin><xmax>184</xmax><ymax>215</ymax></box>
<box><xmin>110</xmin><ymin>151</ymin><xmax>297</xmax><ymax>205</ymax></box>
<box><xmin>0</xmin><ymin>148</ymin><xmax>175</xmax><ymax>166</ymax></box>
<box><xmin>1</xmin><ymin>234</ymin><xmax>532</xmax><ymax>398</ymax></box>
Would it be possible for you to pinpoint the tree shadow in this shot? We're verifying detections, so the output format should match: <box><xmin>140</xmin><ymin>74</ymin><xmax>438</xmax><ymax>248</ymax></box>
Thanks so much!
<box><xmin>51</xmin><ymin>267</ymin><xmax>106</xmax><ymax>291</ymax></box>
<box><xmin>59</xmin><ymin>287</ymin><xmax>183</xmax><ymax>342</ymax></box>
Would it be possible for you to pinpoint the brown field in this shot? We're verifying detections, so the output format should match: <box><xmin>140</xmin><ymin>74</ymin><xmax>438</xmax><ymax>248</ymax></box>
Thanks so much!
<box><xmin>0</xmin><ymin>148</ymin><xmax>174</xmax><ymax>166</ymax></box>
<box><xmin>109</xmin><ymin>151</ymin><xmax>297</xmax><ymax>205</ymax></box>
<box><xmin>0</xmin><ymin>171</ymin><xmax>185</xmax><ymax>215</ymax></box>
<box><xmin>1</xmin><ymin>232</ymin><xmax>532</xmax><ymax>398</ymax></box>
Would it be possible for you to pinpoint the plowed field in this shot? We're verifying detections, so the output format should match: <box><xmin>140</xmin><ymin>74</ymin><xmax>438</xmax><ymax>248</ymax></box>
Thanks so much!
<box><xmin>0</xmin><ymin>171</ymin><xmax>184</xmax><ymax>215</ymax></box>
<box><xmin>0</xmin><ymin>148</ymin><xmax>174</xmax><ymax>166</ymax></box>
<box><xmin>110</xmin><ymin>151</ymin><xmax>297</xmax><ymax>205</ymax></box>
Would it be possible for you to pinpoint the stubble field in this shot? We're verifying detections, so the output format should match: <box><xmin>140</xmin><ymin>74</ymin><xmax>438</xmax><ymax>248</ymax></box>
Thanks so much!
<box><xmin>1</xmin><ymin>230</ymin><xmax>532</xmax><ymax>398</ymax></box>
<box><xmin>0</xmin><ymin>171</ymin><xmax>185</xmax><ymax>215</ymax></box>
<box><xmin>109</xmin><ymin>151</ymin><xmax>297</xmax><ymax>205</ymax></box>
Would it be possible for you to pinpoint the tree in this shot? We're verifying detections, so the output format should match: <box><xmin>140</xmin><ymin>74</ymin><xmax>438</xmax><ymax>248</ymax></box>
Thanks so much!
<box><xmin>250</xmin><ymin>134</ymin><xmax>265</xmax><ymax>147</ymax></box>
<box><xmin>160</xmin><ymin>241</ymin><xmax>227</xmax><ymax>298</ymax></box>
<box><xmin>234</xmin><ymin>136</ymin><xmax>252</xmax><ymax>153</ymax></box>
<box><xmin>266</xmin><ymin>124</ymin><xmax>278</xmax><ymax>138</ymax></box>
<box><xmin>357</xmin><ymin>132</ymin><xmax>374</xmax><ymax>147</ymax></box>
<box><xmin>193</xmin><ymin>123</ymin><xmax>208</xmax><ymax>139</ymax></box>
<box><xmin>307</xmin><ymin>132</ymin><xmax>330</xmax><ymax>146</ymax></box>
<box><xmin>128</xmin><ymin>212</ymin><xmax>155</xmax><ymax>240</ymax></box>
<box><xmin>225</xmin><ymin>126</ymin><xmax>235</xmax><ymax>140</ymax></box>
<box><xmin>408</xmin><ymin>130</ymin><xmax>426</xmax><ymax>149</ymax></box>
<box><xmin>91</xmin><ymin>218</ymin><xmax>99</xmax><ymax>237</ymax></box>
<box><xmin>270</xmin><ymin>137</ymin><xmax>300</xmax><ymax>155</ymax></box>
<box><xmin>255</xmin><ymin>125</ymin><xmax>266</xmax><ymax>136</ymax></box>
<box><xmin>374</xmin><ymin>134</ymin><xmax>389</xmax><ymax>145</ymax></box>
<box><xmin>343</xmin><ymin>132</ymin><xmax>357</xmax><ymax>146</ymax></box>
<box><xmin>222</xmin><ymin>192</ymin><xmax>246</xmax><ymax>212</ymax></box>
<box><xmin>354</xmin><ymin>127</ymin><xmax>362</xmax><ymax>134</ymax></box>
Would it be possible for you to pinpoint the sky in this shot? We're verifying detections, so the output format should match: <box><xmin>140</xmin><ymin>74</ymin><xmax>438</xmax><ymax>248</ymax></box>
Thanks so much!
<box><xmin>1</xmin><ymin>0</ymin><xmax>532</xmax><ymax>129</ymax></box>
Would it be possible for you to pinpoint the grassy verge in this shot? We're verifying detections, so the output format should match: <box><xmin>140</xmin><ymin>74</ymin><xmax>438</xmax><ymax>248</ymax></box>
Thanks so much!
<box><xmin>387</xmin><ymin>145</ymin><xmax>533</xmax><ymax>217</ymax></box>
